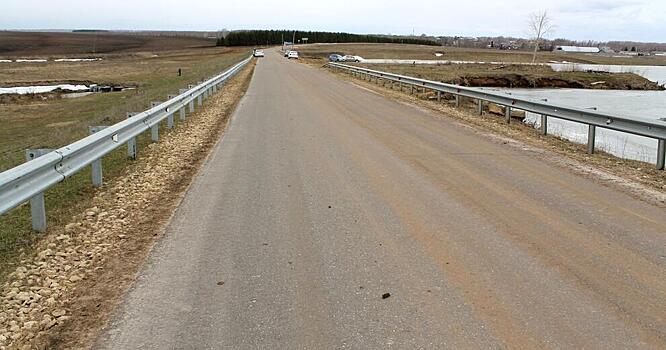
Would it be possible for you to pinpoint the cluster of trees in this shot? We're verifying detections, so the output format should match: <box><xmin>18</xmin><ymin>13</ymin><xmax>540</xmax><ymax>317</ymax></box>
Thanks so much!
<box><xmin>217</xmin><ymin>30</ymin><xmax>440</xmax><ymax>47</ymax></box>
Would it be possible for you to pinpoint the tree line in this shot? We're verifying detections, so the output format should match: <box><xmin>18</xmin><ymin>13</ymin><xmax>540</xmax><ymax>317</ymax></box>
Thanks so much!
<box><xmin>217</xmin><ymin>30</ymin><xmax>440</xmax><ymax>47</ymax></box>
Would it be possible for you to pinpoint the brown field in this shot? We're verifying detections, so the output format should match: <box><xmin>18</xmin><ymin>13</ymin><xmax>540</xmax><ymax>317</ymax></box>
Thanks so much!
<box><xmin>297</xmin><ymin>43</ymin><xmax>666</xmax><ymax>66</ymax></box>
<box><xmin>0</xmin><ymin>31</ymin><xmax>216</xmax><ymax>57</ymax></box>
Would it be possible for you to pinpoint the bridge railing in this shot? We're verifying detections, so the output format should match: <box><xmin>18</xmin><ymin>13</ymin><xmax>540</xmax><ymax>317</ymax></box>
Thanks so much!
<box><xmin>0</xmin><ymin>56</ymin><xmax>252</xmax><ymax>231</ymax></box>
<box><xmin>327</xmin><ymin>62</ymin><xmax>666</xmax><ymax>170</ymax></box>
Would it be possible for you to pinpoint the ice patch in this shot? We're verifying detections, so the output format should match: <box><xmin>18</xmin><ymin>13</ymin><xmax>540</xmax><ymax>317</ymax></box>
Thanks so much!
<box><xmin>0</xmin><ymin>84</ymin><xmax>89</xmax><ymax>95</ymax></box>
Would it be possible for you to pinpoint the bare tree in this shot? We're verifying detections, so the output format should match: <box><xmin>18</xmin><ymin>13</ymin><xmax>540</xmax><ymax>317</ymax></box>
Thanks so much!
<box><xmin>528</xmin><ymin>10</ymin><xmax>554</xmax><ymax>63</ymax></box>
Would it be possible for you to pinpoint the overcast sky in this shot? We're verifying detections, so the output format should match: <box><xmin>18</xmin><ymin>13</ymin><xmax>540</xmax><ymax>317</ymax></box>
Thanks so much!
<box><xmin>2</xmin><ymin>0</ymin><xmax>664</xmax><ymax>42</ymax></box>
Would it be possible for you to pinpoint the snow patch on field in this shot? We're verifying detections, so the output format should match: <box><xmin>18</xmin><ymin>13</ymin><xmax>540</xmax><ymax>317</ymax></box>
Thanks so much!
<box><xmin>54</xmin><ymin>58</ymin><xmax>103</xmax><ymax>62</ymax></box>
<box><xmin>0</xmin><ymin>58</ymin><xmax>103</xmax><ymax>63</ymax></box>
<box><xmin>0</xmin><ymin>85</ymin><xmax>89</xmax><ymax>95</ymax></box>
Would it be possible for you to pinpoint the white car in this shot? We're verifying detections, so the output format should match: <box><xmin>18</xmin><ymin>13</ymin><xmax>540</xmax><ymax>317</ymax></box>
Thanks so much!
<box><xmin>342</xmin><ymin>55</ymin><xmax>362</xmax><ymax>62</ymax></box>
<box><xmin>287</xmin><ymin>51</ymin><xmax>299</xmax><ymax>59</ymax></box>
<box><xmin>253</xmin><ymin>49</ymin><xmax>265</xmax><ymax>57</ymax></box>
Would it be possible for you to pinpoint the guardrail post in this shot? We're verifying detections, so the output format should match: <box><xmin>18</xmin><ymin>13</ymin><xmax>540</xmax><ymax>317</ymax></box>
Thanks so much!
<box><xmin>150</xmin><ymin>101</ymin><xmax>162</xmax><ymax>142</ymax></box>
<box><xmin>656</xmin><ymin>139</ymin><xmax>665</xmax><ymax>170</ymax></box>
<box><xmin>477</xmin><ymin>99</ymin><xmax>483</xmax><ymax>115</ymax></box>
<box><xmin>88</xmin><ymin>126</ymin><xmax>109</xmax><ymax>187</ymax></box>
<box><xmin>410</xmin><ymin>85</ymin><xmax>414</xmax><ymax>95</ymax></box>
<box><xmin>197</xmin><ymin>94</ymin><xmax>203</xmax><ymax>106</ymax></box>
<box><xmin>25</xmin><ymin>149</ymin><xmax>53</xmax><ymax>232</ymax></box>
<box><xmin>167</xmin><ymin>95</ymin><xmax>177</xmax><ymax>129</ymax></box>
<box><xmin>587</xmin><ymin>125</ymin><xmax>596</xmax><ymax>154</ymax></box>
<box><xmin>126</xmin><ymin>112</ymin><xmax>138</xmax><ymax>159</ymax></box>
<box><xmin>505</xmin><ymin>106</ymin><xmax>512</xmax><ymax>124</ymax></box>
<box><xmin>455</xmin><ymin>95</ymin><xmax>460</xmax><ymax>108</ymax></box>
<box><xmin>437</xmin><ymin>91</ymin><xmax>442</xmax><ymax>102</ymax></box>
<box><xmin>540</xmin><ymin>115</ymin><xmax>548</xmax><ymax>135</ymax></box>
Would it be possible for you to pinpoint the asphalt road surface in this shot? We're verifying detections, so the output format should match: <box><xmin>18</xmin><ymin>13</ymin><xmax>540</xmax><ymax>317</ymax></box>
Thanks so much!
<box><xmin>96</xmin><ymin>50</ymin><xmax>666</xmax><ymax>349</ymax></box>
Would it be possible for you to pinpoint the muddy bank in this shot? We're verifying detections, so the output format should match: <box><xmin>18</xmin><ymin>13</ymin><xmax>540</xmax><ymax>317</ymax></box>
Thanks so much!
<box><xmin>454</xmin><ymin>72</ymin><xmax>664</xmax><ymax>90</ymax></box>
<box><xmin>355</xmin><ymin>63</ymin><xmax>665</xmax><ymax>91</ymax></box>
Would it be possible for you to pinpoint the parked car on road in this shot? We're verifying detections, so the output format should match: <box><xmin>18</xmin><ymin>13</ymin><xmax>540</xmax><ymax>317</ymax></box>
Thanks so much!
<box><xmin>329</xmin><ymin>54</ymin><xmax>343</xmax><ymax>62</ymax></box>
<box><xmin>287</xmin><ymin>51</ymin><xmax>299</xmax><ymax>59</ymax></box>
<box><xmin>253</xmin><ymin>49</ymin><xmax>265</xmax><ymax>57</ymax></box>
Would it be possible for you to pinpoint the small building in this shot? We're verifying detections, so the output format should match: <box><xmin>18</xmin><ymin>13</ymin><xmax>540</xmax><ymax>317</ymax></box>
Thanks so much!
<box><xmin>553</xmin><ymin>46</ymin><xmax>600</xmax><ymax>53</ymax></box>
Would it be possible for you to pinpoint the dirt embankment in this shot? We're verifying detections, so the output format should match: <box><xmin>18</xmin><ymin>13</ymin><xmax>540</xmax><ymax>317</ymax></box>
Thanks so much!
<box><xmin>454</xmin><ymin>72</ymin><xmax>664</xmax><ymax>90</ymax></box>
<box><xmin>0</xmin><ymin>61</ymin><xmax>255</xmax><ymax>349</ymax></box>
<box><xmin>354</xmin><ymin>63</ymin><xmax>665</xmax><ymax>91</ymax></box>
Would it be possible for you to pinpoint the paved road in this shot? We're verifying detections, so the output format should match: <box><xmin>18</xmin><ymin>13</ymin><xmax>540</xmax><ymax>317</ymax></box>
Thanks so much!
<box><xmin>97</xmin><ymin>51</ymin><xmax>666</xmax><ymax>349</ymax></box>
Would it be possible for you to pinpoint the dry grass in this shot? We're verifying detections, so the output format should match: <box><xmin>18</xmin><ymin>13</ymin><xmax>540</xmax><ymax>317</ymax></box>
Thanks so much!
<box><xmin>297</xmin><ymin>43</ymin><xmax>666</xmax><ymax>66</ymax></box>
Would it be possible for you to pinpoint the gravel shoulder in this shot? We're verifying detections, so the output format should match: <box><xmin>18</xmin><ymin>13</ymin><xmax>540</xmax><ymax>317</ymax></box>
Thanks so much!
<box><xmin>0</xmin><ymin>60</ymin><xmax>256</xmax><ymax>349</ymax></box>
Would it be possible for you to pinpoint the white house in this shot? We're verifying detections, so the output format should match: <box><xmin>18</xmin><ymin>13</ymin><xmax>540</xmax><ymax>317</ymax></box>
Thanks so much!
<box><xmin>553</xmin><ymin>46</ymin><xmax>600</xmax><ymax>53</ymax></box>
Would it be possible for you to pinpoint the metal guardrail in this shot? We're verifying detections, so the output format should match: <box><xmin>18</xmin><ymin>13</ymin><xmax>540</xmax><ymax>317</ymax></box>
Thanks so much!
<box><xmin>0</xmin><ymin>56</ymin><xmax>252</xmax><ymax>231</ymax></box>
<box><xmin>328</xmin><ymin>62</ymin><xmax>666</xmax><ymax>170</ymax></box>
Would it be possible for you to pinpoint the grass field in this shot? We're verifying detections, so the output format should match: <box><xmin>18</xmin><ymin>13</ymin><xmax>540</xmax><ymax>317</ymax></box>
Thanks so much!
<box><xmin>349</xmin><ymin>63</ymin><xmax>662</xmax><ymax>90</ymax></box>
<box><xmin>0</xmin><ymin>32</ymin><xmax>251</xmax><ymax>281</ymax></box>
<box><xmin>297</xmin><ymin>43</ymin><xmax>666</xmax><ymax>66</ymax></box>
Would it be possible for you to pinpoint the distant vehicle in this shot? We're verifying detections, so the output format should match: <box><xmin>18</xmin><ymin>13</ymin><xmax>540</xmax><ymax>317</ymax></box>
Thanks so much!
<box><xmin>253</xmin><ymin>49</ymin><xmax>265</xmax><ymax>57</ymax></box>
<box><xmin>342</xmin><ymin>55</ymin><xmax>361</xmax><ymax>62</ymax></box>
<box><xmin>287</xmin><ymin>51</ymin><xmax>299</xmax><ymax>59</ymax></box>
<box><xmin>329</xmin><ymin>54</ymin><xmax>343</xmax><ymax>62</ymax></box>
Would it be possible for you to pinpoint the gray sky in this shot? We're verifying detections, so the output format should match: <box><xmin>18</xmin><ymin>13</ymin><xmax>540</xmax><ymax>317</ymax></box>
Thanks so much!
<box><xmin>2</xmin><ymin>0</ymin><xmax>664</xmax><ymax>42</ymax></box>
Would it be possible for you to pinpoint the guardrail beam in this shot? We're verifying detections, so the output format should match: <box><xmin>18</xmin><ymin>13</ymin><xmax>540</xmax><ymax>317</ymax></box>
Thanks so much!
<box><xmin>25</xmin><ymin>149</ymin><xmax>53</xmax><ymax>232</ymax></box>
<box><xmin>331</xmin><ymin>63</ymin><xmax>666</xmax><ymax>170</ymax></box>
<box><xmin>0</xmin><ymin>56</ymin><xmax>252</xmax><ymax>226</ymax></box>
